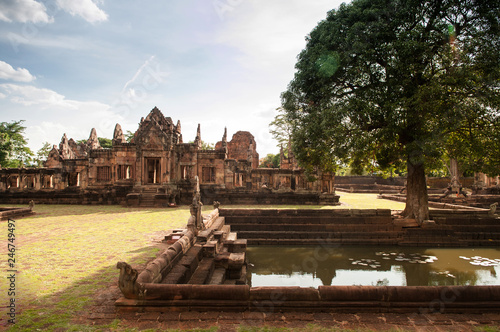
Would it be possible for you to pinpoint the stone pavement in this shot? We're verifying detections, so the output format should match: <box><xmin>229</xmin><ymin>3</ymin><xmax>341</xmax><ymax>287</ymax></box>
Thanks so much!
<box><xmin>93</xmin><ymin>310</ymin><xmax>500</xmax><ymax>331</ymax></box>
<box><xmin>87</xmin><ymin>286</ymin><xmax>500</xmax><ymax>331</ymax></box>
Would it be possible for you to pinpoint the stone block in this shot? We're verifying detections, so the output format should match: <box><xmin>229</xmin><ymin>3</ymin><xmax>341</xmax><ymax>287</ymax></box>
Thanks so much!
<box><xmin>188</xmin><ymin>258</ymin><xmax>214</xmax><ymax>284</ymax></box>
<box><xmin>213</xmin><ymin>230</ymin><xmax>224</xmax><ymax>241</ymax></box>
<box><xmin>250</xmin><ymin>287</ymin><xmax>320</xmax><ymax>302</ymax></box>
<box><xmin>202</xmin><ymin>240</ymin><xmax>218</xmax><ymax>258</ymax></box>
<box><xmin>226</xmin><ymin>232</ymin><xmax>237</xmax><ymax>241</ymax></box>
<box><xmin>236</xmin><ymin>265</ymin><xmax>247</xmax><ymax>285</ymax></box>
<box><xmin>228</xmin><ymin>252</ymin><xmax>245</xmax><ymax>269</ymax></box>
<box><xmin>214</xmin><ymin>252</ymin><xmax>230</xmax><ymax>268</ymax></box>
<box><xmin>178</xmin><ymin>252</ymin><xmax>200</xmax><ymax>275</ymax></box>
<box><xmin>226</xmin><ymin>239</ymin><xmax>247</xmax><ymax>253</ymax></box>
<box><xmin>208</xmin><ymin>267</ymin><xmax>226</xmax><ymax>285</ymax></box>
<box><xmin>227</xmin><ymin>268</ymin><xmax>242</xmax><ymax>280</ymax></box>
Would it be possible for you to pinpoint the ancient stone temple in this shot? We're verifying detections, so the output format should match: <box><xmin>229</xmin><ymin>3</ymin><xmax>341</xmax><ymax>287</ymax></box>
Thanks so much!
<box><xmin>0</xmin><ymin>107</ymin><xmax>339</xmax><ymax>206</ymax></box>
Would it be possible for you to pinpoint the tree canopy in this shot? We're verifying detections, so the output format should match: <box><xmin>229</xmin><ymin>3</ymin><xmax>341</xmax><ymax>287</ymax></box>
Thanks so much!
<box><xmin>0</xmin><ymin>120</ymin><xmax>34</xmax><ymax>168</ymax></box>
<box><xmin>282</xmin><ymin>0</ymin><xmax>500</xmax><ymax>223</ymax></box>
<box><xmin>259</xmin><ymin>153</ymin><xmax>280</xmax><ymax>168</ymax></box>
<box><xmin>34</xmin><ymin>142</ymin><xmax>52</xmax><ymax>167</ymax></box>
<box><xmin>269</xmin><ymin>107</ymin><xmax>294</xmax><ymax>149</ymax></box>
<box><xmin>98</xmin><ymin>137</ymin><xmax>113</xmax><ymax>149</ymax></box>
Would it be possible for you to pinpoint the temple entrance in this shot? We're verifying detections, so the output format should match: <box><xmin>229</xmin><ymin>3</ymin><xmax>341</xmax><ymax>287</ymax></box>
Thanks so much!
<box><xmin>145</xmin><ymin>158</ymin><xmax>160</xmax><ymax>184</ymax></box>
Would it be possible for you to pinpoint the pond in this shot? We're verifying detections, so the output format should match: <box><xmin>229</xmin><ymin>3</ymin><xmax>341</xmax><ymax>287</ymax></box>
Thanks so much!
<box><xmin>247</xmin><ymin>246</ymin><xmax>500</xmax><ymax>287</ymax></box>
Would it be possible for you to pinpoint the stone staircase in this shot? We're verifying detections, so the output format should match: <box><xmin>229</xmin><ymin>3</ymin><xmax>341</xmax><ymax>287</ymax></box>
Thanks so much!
<box><xmin>221</xmin><ymin>208</ymin><xmax>500</xmax><ymax>247</ymax></box>
<box><xmin>138</xmin><ymin>186</ymin><xmax>157</xmax><ymax>207</ymax></box>
<box><xmin>161</xmin><ymin>216</ymin><xmax>247</xmax><ymax>285</ymax></box>
<box><xmin>428</xmin><ymin>210</ymin><xmax>500</xmax><ymax>246</ymax></box>
<box><xmin>221</xmin><ymin>209</ymin><xmax>404</xmax><ymax>246</ymax></box>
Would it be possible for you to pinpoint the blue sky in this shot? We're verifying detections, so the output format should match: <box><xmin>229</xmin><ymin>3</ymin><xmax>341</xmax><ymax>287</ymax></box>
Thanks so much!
<box><xmin>0</xmin><ymin>0</ymin><xmax>345</xmax><ymax>157</ymax></box>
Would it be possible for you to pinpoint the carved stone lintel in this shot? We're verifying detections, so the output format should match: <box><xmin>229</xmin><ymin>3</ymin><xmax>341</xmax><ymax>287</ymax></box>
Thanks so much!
<box><xmin>116</xmin><ymin>261</ymin><xmax>139</xmax><ymax>298</ymax></box>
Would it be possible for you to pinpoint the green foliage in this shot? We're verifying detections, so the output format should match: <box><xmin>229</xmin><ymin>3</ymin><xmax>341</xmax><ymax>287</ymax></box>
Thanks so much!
<box><xmin>34</xmin><ymin>141</ymin><xmax>53</xmax><ymax>166</ymax></box>
<box><xmin>259</xmin><ymin>153</ymin><xmax>280</xmax><ymax>168</ymax></box>
<box><xmin>282</xmin><ymin>0</ymin><xmax>500</xmax><ymax>217</ymax></box>
<box><xmin>0</xmin><ymin>120</ymin><xmax>34</xmax><ymax>167</ymax></box>
<box><xmin>188</xmin><ymin>140</ymin><xmax>214</xmax><ymax>150</ymax></box>
<box><xmin>201</xmin><ymin>140</ymin><xmax>215</xmax><ymax>150</ymax></box>
<box><xmin>98</xmin><ymin>137</ymin><xmax>112</xmax><ymax>148</ymax></box>
<box><xmin>125</xmin><ymin>130</ymin><xmax>135</xmax><ymax>142</ymax></box>
<box><xmin>269</xmin><ymin>107</ymin><xmax>294</xmax><ymax>148</ymax></box>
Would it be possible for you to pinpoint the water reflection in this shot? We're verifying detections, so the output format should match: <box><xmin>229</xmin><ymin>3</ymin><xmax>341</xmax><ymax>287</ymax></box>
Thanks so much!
<box><xmin>247</xmin><ymin>246</ymin><xmax>500</xmax><ymax>287</ymax></box>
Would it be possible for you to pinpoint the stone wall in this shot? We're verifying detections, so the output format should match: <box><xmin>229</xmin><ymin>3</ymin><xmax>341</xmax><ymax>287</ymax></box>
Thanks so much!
<box><xmin>335</xmin><ymin>176</ymin><xmax>406</xmax><ymax>186</ymax></box>
<box><xmin>116</xmin><ymin>283</ymin><xmax>500</xmax><ymax>313</ymax></box>
<box><xmin>224</xmin><ymin>131</ymin><xmax>259</xmax><ymax>169</ymax></box>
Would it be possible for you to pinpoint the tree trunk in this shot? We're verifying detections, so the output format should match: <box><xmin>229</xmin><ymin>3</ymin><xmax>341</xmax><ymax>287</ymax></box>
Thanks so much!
<box><xmin>402</xmin><ymin>160</ymin><xmax>429</xmax><ymax>225</ymax></box>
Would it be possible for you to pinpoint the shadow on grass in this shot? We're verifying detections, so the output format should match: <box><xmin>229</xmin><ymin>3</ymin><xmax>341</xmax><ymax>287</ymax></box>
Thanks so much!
<box><xmin>4</xmin><ymin>245</ymin><xmax>162</xmax><ymax>332</ymax></box>
<box><xmin>0</xmin><ymin>204</ymin><xmax>191</xmax><ymax>219</ymax></box>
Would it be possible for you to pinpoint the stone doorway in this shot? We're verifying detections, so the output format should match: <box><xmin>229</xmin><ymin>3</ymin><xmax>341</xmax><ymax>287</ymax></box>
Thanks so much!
<box><xmin>145</xmin><ymin>158</ymin><xmax>160</xmax><ymax>184</ymax></box>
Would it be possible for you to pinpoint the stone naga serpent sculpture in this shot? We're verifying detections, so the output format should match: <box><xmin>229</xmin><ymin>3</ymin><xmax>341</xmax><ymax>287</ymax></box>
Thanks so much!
<box><xmin>116</xmin><ymin>261</ymin><xmax>142</xmax><ymax>298</ymax></box>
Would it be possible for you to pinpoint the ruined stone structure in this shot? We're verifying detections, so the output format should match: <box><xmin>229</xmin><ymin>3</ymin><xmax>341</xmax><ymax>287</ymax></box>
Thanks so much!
<box><xmin>0</xmin><ymin>107</ymin><xmax>339</xmax><ymax>206</ymax></box>
<box><xmin>115</xmin><ymin>205</ymin><xmax>500</xmax><ymax>312</ymax></box>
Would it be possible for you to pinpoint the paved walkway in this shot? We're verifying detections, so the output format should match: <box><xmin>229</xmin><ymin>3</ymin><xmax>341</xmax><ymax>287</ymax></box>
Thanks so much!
<box><xmin>85</xmin><ymin>285</ymin><xmax>500</xmax><ymax>331</ymax></box>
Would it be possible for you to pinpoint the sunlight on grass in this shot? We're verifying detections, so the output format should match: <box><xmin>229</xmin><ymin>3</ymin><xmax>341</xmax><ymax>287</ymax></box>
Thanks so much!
<box><xmin>226</xmin><ymin>193</ymin><xmax>405</xmax><ymax>211</ymax></box>
<box><xmin>336</xmin><ymin>193</ymin><xmax>406</xmax><ymax>210</ymax></box>
<box><xmin>12</xmin><ymin>205</ymin><xmax>190</xmax><ymax>300</ymax></box>
<box><xmin>0</xmin><ymin>204</ymin><xmax>190</xmax><ymax>331</ymax></box>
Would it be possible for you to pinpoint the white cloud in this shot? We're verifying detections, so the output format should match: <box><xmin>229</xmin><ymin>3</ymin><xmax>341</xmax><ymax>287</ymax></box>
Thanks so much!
<box><xmin>56</xmin><ymin>0</ymin><xmax>108</xmax><ymax>23</ymax></box>
<box><xmin>0</xmin><ymin>84</ymin><xmax>68</xmax><ymax>107</ymax></box>
<box><xmin>0</xmin><ymin>0</ymin><xmax>52</xmax><ymax>23</ymax></box>
<box><xmin>0</xmin><ymin>84</ymin><xmax>124</xmax><ymax>149</ymax></box>
<box><xmin>26</xmin><ymin>121</ymin><xmax>72</xmax><ymax>149</ymax></box>
<box><xmin>0</xmin><ymin>61</ymin><xmax>36</xmax><ymax>82</ymax></box>
<box><xmin>215</xmin><ymin>0</ymin><xmax>342</xmax><ymax>71</ymax></box>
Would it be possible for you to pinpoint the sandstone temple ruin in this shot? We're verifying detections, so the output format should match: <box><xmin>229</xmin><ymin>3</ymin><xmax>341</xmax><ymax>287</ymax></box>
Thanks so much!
<box><xmin>0</xmin><ymin>107</ymin><xmax>338</xmax><ymax>206</ymax></box>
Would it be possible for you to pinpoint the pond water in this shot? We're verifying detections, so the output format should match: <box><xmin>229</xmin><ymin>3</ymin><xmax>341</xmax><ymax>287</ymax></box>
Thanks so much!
<box><xmin>246</xmin><ymin>246</ymin><xmax>500</xmax><ymax>287</ymax></box>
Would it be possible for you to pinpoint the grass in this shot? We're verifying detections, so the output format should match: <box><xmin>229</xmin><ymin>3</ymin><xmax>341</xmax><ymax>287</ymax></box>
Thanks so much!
<box><xmin>0</xmin><ymin>194</ymin><xmax>453</xmax><ymax>331</ymax></box>
<box><xmin>1</xmin><ymin>204</ymin><xmax>189</xmax><ymax>331</ymax></box>
<box><xmin>224</xmin><ymin>193</ymin><xmax>406</xmax><ymax>211</ymax></box>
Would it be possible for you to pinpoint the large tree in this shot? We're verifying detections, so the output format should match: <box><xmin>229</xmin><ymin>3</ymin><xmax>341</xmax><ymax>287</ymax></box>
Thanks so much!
<box><xmin>282</xmin><ymin>0</ymin><xmax>500</xmax><ymax>223</ymax></box>
<box><xmin>0</xmin><ymin>120</ymin><xmax>34</xmax><ymax>168</ymax></box>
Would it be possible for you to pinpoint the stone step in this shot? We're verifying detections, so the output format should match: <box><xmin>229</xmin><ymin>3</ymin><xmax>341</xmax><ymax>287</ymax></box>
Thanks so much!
<box><xmin>433</xmin><ymin>218</ymin><xmax>500</xmax><ymax>225</ymax></box>
<box><xmin>454</xmin><ymin>232</ymin><xmax>500</xmax><ymax>240</ymax></box>
<box><xmin>236</xmin><ymin>231</ymin><xmax>403</xmax><ymax>240</ymax></box>
<box><xmin>226</xmin><ymin>232</ymin><xmax>237</xmax><ymax>241</ymax></box>
<box><xmin>208</xmin><ymin>267</ymin><xmax>226</xmax><ymax>285</ymax></box>
<box><xmin>461</xmin><ymin>240</ymin><xmax>500</xmax><ymax>246</ymax></box>
<box><xmin>160</xmin><ymin>264</ymin><xmax>189</xmax><ymax>284</ymax></box>
<box><xmin>188</xmin><ymin>258</ymin><xmax>214</xmax><ymax>284</ymax></box>
<box><xmin>226</xmin><ymin>216</ymin><xmax>392</xmax><ymax>225</ymax></box>
<box><xmin>220</xmin><ymin>208</ymin><xmax>392</xmax><ymax>217</ymax></box>
<box><xmin>245</xmin><ymin>238</ymin><xmax>401</xmax><ymax>246</ymax></box>
<box><xmin>230</xmin><ymin>223</ymin><xmax>402</xmax><ymax>232</ymax></box>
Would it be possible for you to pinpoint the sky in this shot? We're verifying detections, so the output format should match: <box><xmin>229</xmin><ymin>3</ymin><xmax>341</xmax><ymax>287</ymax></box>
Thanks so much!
<box><xmin>0</xmin><ymin>0</ymin><xmax>346</xmax><ymax>158</ymax></box>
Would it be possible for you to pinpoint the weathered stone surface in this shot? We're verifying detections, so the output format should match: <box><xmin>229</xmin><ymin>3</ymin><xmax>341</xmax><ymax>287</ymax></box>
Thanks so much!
<box><xmin>1</xmin><ymin>107</ymin><xmax>339</xmax><ymax>206</ymax></box>
<box><xmin>112</xmin><ymin>123</ymin><xmax>126</xmax><ymax>145</ymax></box>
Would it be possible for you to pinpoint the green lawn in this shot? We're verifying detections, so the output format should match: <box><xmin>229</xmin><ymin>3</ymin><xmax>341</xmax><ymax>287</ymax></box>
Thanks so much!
<box><xmin>0</xmin><ymin>194</ymin><xmax>406</xmax><ymax>331</ymax></box>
